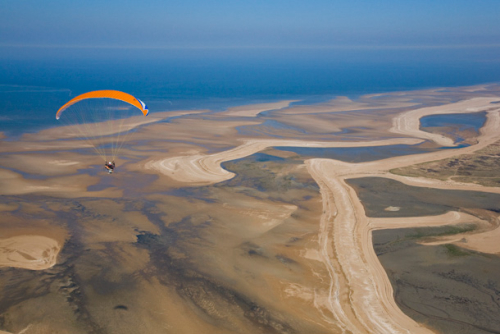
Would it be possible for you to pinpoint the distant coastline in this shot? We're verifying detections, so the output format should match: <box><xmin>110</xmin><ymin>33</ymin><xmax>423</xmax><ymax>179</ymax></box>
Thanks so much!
<box><xmin>1</xmin><ymin>48</ymin><xmax>500</xmax><ymax>136</ymax></box>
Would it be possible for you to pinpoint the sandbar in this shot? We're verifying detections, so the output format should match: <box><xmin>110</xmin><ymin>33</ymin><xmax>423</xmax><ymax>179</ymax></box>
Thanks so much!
<box><xmin>0</xmin><ymin>235</ymin><xmax>61</xmax><ymax>270</ymax></box>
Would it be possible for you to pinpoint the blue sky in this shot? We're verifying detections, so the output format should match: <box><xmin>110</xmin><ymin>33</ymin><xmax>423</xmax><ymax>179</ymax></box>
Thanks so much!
<box><xmin>1</xmin><ymin>0</ymin><xmax>499</xmax><ymax>49</ymax></box>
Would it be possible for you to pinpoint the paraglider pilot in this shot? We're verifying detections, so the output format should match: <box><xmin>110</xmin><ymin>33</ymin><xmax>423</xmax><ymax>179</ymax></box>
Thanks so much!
<box><xmin>105</xmin><ymin>161</ymin><xmax>115</xmax><ymax>173</ymax></box>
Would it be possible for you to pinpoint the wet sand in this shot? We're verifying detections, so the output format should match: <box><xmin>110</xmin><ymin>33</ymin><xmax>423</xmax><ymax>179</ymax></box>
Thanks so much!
<box><xmin>2</xmin><ymin>86</ymin><xmax>500</xmax><ymax>333</ymax></box>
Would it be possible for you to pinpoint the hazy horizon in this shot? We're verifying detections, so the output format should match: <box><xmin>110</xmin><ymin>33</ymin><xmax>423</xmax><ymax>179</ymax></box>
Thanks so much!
<box><xmin>2</xmin><ymin>0</ymin><xmax>500</xmax><ymax>50</ymax></box>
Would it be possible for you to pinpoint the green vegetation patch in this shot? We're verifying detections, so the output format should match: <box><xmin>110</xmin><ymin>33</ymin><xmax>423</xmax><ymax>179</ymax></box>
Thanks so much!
<box><xmin>405</xmin><ymin>224</ymin><xmax>476</xmax><ymax>239</ymax></box>
<box><xmin>443</xmin><ymin>244</ymin><xmax>471</xmax><ymax>257</ymax></box>
<box><xmin>391</xmin><ymin>140</ymin><xmax>500</xmax><ymax>187</ymax></box>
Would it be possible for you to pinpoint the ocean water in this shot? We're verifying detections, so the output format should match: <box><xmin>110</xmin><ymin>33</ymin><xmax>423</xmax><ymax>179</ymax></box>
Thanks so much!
<box><xmin>1</xmin><ymin>47</ymin><xmax>499</xmax><ymax>137</ymax></box>
<box><xmin>420</xmin><ymin>112</ymin><xmax>486</xmax><ymax>132</ymax></box>
<box><xmin>420</xmin><ymin>112</ymin><xmax>487</xmax><ymax>143</ymax></box>
<box><xmin>273</xmin><ymin>144</ymin><xmax>440</xmax><ymax>163</ymax></box>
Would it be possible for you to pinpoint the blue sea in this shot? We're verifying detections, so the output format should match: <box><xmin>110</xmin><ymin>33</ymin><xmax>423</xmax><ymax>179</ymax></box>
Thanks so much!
<box><xmin>1</xmin><ymin>46</ymin><xmax>499</xmax><ymax>137</ymax></box>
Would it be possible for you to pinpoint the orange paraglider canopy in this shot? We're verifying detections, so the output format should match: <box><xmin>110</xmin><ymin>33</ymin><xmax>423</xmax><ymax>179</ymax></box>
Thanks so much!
<box><xmin>56</xmin><ymin>90</ymin><xmax>148</xmax><ymax>119</ymax></box>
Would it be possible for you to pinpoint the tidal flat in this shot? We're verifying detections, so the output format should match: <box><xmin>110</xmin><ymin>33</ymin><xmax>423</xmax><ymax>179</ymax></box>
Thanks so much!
<box><xmin>2</xmin><ymin>84</ymin><xmax>500</xmax><ymax>333</ymax></box>
<box><xmin>0</xmin><ymin>155</ymin><xmax>328</xmax><ymax>334</ymax></box>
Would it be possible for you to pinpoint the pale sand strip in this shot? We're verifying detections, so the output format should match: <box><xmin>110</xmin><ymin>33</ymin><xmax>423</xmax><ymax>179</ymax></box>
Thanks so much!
<box><xmin>145</xmin><ymin>138</ymin><xmax>422</xmax><ymax>185</ymax></box>
<box><xmin>148</xmin><ymin>97</ymin><xmax>500</xmax><ymax>333</ymax></box>
<box><xmin>307</xmin><ymin>159</ymin><xmax>435</xmax><ymax>334</ymax></box>
<box><xmin>147</xmin><ymin>102</ymin><xmax>500</xmax><ymax>187</ymax></box>
<box><xmin>417</xmin><ymin>224</ymin><xmax>500</xmax><ymax>254</ymax></box>
<box><xmin>0</xmin><ymin>235</ymin><xmax>61</xmax><ymax>270</ymax></box>
<box><xmin>336</xmin><ymin>107</ymin><xmax>500</xmax><ymax>176</ymax></box>
<box><xmin>352</xmin><ymin>172</ymin><xmax>500</xmax><ymax>195</ymax></box>
<box><xmin>368</xmin><ymin>211</ymin><xmax>485</xmax><ymax>230</ymax></box>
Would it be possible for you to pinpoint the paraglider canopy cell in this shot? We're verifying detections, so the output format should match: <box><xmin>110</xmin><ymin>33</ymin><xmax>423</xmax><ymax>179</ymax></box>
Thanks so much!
<box><xmin>56</xmin><ymin>90</ymin><xmax>149</xmax><ymax>162</ymax></box>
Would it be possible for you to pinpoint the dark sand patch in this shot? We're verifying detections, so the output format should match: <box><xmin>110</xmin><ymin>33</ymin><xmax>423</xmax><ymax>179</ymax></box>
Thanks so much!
<box><xmin>346</xmin><ymin>177</ymin><xmax>500</xmax><ymax>217</ymax></box>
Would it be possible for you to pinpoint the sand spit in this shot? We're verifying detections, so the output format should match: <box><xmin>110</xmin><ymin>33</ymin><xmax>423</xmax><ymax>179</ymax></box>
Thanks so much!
<box><xmin>0</xmin><ymin>235</ymin><xmax>61</xmax><ymax>270</ymax></box>
<box><xmin>146</xmin><ymin>97</ymin><xmax>500</xmax><ymax>333</ymax></box>
<box><xmin>353</xmin><ymin>172</ymin><xmax>500</xmax><ymax>195</ymax></box>
<box><xmin>145</xmin><ymin>138</ymin><xmax>422</xmax><ymax>185</ymax></box>
<box><xmin>368</xmin><ymin>211</ymin><xmax>484</xmax><ymax>230</ymax></box>
<box><xmin>417</xmin><ymin>223</ymin><xmax>500</xmax><ymax>254</ymax></box>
